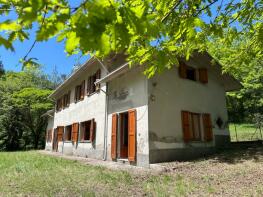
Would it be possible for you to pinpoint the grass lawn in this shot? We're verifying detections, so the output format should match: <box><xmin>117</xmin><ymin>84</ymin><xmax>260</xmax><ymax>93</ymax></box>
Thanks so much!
<box><xmin>229</xmin><ymin>123</ymin><xmax>262</xmax><ymax>141</ymax></box>
<box><xmin>0</xmin><ymin>148</ymin><xmax>263</xmax><ymax>196</ymax></box>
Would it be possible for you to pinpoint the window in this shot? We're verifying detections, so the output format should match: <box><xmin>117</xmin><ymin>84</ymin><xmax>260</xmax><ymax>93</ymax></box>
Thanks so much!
<box><xmin>189</xmin><ymin>113</ymin><xmax>201</xmax><ymax>140</ymax></box>
<box><xmin>181</xmin><ymin>111</ymin><xmax>213</xmax><ymax>142</ymax></box>
<box><xmin>46</xmin><ymin>129</ymin><xmax>52</xmax><ymax>142</ymax></box>
<box><xmin>87</xmin><ymin>69</ymin><xmax>101</xmax><ymax>96</ymax></box>
<box><xmin>75</xmin><ymin>80</ymin><xmax>85</xmax><ymax>102</ymax></box>
<box><xmin>186</xmin><ymin>66</ymin><xmax>196</xmax><ymax>81</ymax></box>
<box><xmin>56</xmin><ymin>98</ymin><xmax>63</xmax><ymax>111</ymax></box>
<box><xmin>64</xmin><ymin>125</ymin><xmax>72</xmax><ymax>141</ymax></box>
<box><xmin>79</xmin><ymin>119</ymin><xmax>96</xmax><ymax>142</ymax></box>
<box><xmin>63</xmin><ymin>91</ymin><xmax>71</xmax><ymax>108</ymax></box>
<box><xmin>179</xmin><ymin>62</ymin><xmax>208</xmax><ymax>83</ymax></box>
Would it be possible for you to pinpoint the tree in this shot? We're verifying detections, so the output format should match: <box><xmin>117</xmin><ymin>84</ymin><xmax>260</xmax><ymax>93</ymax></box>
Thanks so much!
<box><xmin>12</xmin><ymin>88</ymin><xmax>53</xmax><ymax>149</ymax></box>
<box><xmin>0</xmin><ymin>69</ymin><xmax>54</xmax><ymax>150</ymax></box>
<box><xmin>208</xmin><ymin>35</ymin><xmax>263</xmax><ymax>123</ymax></box>
<box><xmin>0</xmin><ymin>60</ymin><xmax>4</xmax><ymax>77</ymax></box>
<box><xmin>0</xmin><ymin>0</ymin><xmax>262</xmax><ymax>76</ymax></box>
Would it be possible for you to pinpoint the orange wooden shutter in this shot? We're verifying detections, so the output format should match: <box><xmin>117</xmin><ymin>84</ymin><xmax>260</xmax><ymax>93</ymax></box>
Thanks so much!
<box><xmin>80</xmin><ymin>80</ymin><xmax>85</xmax><ymax>100</ymax></box>
<box><xmin>111</xmin><ymin>114</ymin><xmax>118</xmax><ymax>160</ymax></box>
<box><xmin>71</xmin><ymin>124</ymin><xmax>75</xmax><ymax>141</ymax></box>
<box><xmin>181</xmin><ymin>111</ymin><xmax>191</xmax><ymax>142</ymax></box>
<box><xmin>72</xmin><ymin>123</ymin><xmax>79</xmax><ymax>142</ymax></box>
<box><xmin>57</xmin><ymin>126</ymin><xmax>64</xmax><ymax>142</ymax></box>
<box><xmin>199</xmin><ymin>68</ymin><xmax>208</xmax><ymax>84</ymax></box>
<box><xmin>67</xmin><ymin>91</ymin><xmax>71</xmax><ymax>106</ymax></box>
<box><xmin>74</xmin><ymin>86</ymin><xmax>77</xmax><ymax>102</ymax></box>
<box><xmin>87</xmin><ymin>77</ymin><xmax>91</xmax><ymax>96</ymax></box>
<box><xmin>128</xmin><ymin>109</ymin><xmax>136</xmax><ymax>162</ymax></box>
<box><xmin>179</xmin><ymin>62</ymin><xmax>187</xmax><ymax>78</ymax></box>
<box><xmin>90</xmin><ymin>119</ymin><xmax>96</xmax><ymax>142</ymax></box>
<box><xmin>95</xmin><ymin>69</ymin><xmax>101</xmax><ymax>91</ymax></box>
<box><xmin>203</xmin><ymin>113</ymin><xmax>213</xmax><ymax>141</ymax></box>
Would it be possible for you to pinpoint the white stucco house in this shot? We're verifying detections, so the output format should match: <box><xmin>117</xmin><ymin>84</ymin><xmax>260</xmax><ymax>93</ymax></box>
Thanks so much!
<box><xmin>45</xmin><ymin>52</ymin><xmax>241</xmax><ymax>167</ymax></box>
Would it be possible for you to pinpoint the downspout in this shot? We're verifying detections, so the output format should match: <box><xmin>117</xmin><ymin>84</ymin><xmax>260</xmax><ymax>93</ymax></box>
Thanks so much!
<box><xmin>95</xmin><ymin>56</ymin><xmax>109</xmax><ymax>161</ymax></box>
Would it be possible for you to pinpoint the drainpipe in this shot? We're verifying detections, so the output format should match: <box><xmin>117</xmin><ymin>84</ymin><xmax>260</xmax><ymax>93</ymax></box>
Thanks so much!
<box><xmin>95</xmin><ymin>56</ymin><xmax>109</xmax><ymax>161</ymax></box>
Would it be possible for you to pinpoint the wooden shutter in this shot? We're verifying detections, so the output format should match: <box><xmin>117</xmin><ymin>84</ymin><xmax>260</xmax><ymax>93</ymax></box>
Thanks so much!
<box><xmin>71</xmin><ymin>123</ymin><xmax>79</xmax><ymax>142</ymax></box>
<box><xmin>67</xmin><ymin>91</ymin><xmax>71</xmax><ymax>106</ymax></box>
<box><xmin>95</xmin><ymin>69</ymin><xmax>101</xmax><ymax>91</ymax></box>
<box><xmin>181</xmin><ymin>111</ymin><xmax>191</xmax><ymax>142</ymax></box>
<box><xmin>90</xmin><ymin>119</ymin><xmax>96</xmax><ymax>142</ymax></box>
<box><xmin>179</xmin><ymin>62</ymin><xmax>187</xmax><ymax>78</ymax></box>
<box><xmin>87</xmin><ymin>77</ymin><xmax>91</xmax><ymax>96</ymax></box>
<box><xmin>74</xmin><ymin>86</ymin><xmax>78</xmax><ymax>102</ymax></box>
<box><xmin>199</xmin><ymin>68</ymin><xmax>208</xmax><ymax>84</ymax></box>
<box><xmin>203</xmin><ymin>113</ymin><xmax>213</xmax><ymax>141</ymax></box>
<box><xmin>111</xmin><ymin>114</ymin><xmax>118</xmax><ymax>160</ymax></box>
<box><xmin>80</xmin><ymin>80</ymin><xmax>85</xmax><ymax>100</ymax></box>
<box><xmin>128</xmin><ymin>109</ymin><xmax>136</xmax><ymax>162</ymax></box>
<box><xmin>57</xmin><ymin>126</ymin><xmax>64</xmax><ymax>142</ymax></box>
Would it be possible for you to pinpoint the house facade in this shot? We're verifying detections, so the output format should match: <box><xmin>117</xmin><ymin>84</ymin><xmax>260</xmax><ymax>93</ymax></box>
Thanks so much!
<box><xmin>45</xmin><ymin>52</ymin><xmax>241</xmax><ymax>167</ymax></box>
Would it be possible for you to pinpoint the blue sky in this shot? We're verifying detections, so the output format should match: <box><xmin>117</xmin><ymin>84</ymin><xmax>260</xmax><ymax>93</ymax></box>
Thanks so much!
<box><xmin>0</xmin><ymin>0</ymin><xmax>85</xmax><ymax>76</ymax></box>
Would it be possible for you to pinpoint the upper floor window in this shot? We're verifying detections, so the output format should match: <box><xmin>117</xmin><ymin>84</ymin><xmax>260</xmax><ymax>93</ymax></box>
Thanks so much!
<box><xmin>63</xmin><ymin>91</ymin><xmax>71</xmax><ymax>108</ymax></box>
<box><xmin>87</xmin><ymin>69</ymin><xmax>101</xmax><ymax>96</ymax></box>
<box><xmin>75</xmin><ymin>80</ymin><xmax>85</xmax><ymax>102</ymax></box>
<box><xmin>179</xmin><ymin>62</ymin><xmax>208</xmax><ymax>84</ymax></box>
<box><xmin>56</xmin><ymin>98</ymin><xmax>63</xmax><ymax>111</ymax></box>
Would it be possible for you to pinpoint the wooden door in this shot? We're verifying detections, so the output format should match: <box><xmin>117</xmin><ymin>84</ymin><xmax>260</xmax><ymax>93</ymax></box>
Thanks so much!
<box><xmin>128</xmin><ymin>109</ymin><xmax>136</xmax><ymax>162</ymax></box>
<box><xmin>111</xmin><ymin>114</ymin><xmax>118</xmax><ymax>160</ymax></box>
<box><xmin>52</xmin><ymin>128</ymin><xmax>58</xmax><ymax>152</ymax></box>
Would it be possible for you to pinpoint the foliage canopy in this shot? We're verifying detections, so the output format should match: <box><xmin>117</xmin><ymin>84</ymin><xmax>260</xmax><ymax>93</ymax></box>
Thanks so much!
<box><xmin>0</xmin><ymin>0</ymin><xmax>262</xmax><ymax>75</ymax></box>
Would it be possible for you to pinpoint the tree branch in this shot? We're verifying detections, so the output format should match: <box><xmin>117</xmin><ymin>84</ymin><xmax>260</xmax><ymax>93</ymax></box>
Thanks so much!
<box><xmin>22</xmin><ymin>6</ymin><xmax>48</xmax><ymax>62</ymax></box>
<box><xmin>161</xmin><ymin>0</ymin><xmax>183</xmax><ymax>23</ymax></box>
<box><xmin>193</xmin><ymin>0</ymin><xmax>219</xmax><ymax>17</ymax></box>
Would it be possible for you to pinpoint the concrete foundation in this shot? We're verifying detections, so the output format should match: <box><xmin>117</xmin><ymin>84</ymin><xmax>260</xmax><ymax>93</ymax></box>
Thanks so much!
<box><xmin>149</xmin><ymin>147</ymin><xmax>216</xmax><ymax>163</ymax></box>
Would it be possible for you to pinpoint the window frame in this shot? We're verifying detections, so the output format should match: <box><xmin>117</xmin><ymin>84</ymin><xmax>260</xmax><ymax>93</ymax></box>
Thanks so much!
<box><xmin>182</xmin><ymin>111</ymin><xmax>211</xmax><ymax>142</ymax></box>
<box><xmin>80</xmin><ymin>120</ymin><xmax>92</xmax><ymax>142</ymax></box>
<box><xmin>87</xmin><ymin>69</ymin><xmax>101</xmax><ymax>96</ymax></box>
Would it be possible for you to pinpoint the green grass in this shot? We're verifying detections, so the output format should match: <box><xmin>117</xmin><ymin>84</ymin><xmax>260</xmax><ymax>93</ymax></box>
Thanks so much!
<box><xmin>0</xmin><ymin>149</ymin><xmax>262</xmax><ymax>196</ymax></box>
<box><xmin>229</xmin><ymin>123</ymin><xmax>262</xmax><ymax>141</ymax></box>
<box><xmin>0</xmin><ymin>151</ymin><xmax>191</xmax><ymax>197</ymax></box>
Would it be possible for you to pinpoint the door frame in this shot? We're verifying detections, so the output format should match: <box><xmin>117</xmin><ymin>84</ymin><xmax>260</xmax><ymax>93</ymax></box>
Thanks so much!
<box><xmin>119</xmin><ymin>112</ymin><xmax>129</xmax><ymax>159</ymax></box>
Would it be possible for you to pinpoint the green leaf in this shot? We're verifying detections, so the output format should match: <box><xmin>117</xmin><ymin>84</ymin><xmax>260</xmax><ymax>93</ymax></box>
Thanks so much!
<box><xmin>65</xmin><ymin>31</ymin><xmax>80</xmax><ymax>54</ymax></box>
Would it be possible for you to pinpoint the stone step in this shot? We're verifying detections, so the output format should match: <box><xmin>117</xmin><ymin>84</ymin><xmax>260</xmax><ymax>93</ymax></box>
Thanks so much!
<box><xmin>117</xmin><ymin>158</ymin><xmax>129</xmax><ymax>164</ymax></box>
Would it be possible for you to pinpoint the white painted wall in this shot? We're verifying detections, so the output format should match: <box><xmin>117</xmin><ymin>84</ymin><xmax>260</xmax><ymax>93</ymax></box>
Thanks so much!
<box><xmin>148</xmin><ymin>58</ymin><xmax>229</xmax><ymax>152</ymax></box>
<box><xmin>52</xmin><ymin>62</ymin><xmax>107</xmax><ymax>157</ymax></box>
<box><xmin>106</xmin><ymin>67</ymin><xmax>150</xmax><ymax>166</ymax></box>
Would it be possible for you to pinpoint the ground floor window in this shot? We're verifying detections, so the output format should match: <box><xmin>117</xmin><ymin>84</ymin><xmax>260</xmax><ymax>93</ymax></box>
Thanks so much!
<box><xmin>80</xmin><ymin>119</ymin><xmax>96</xmax><ymax>142</ymax></box>
<box><xmin>64</xmin><ymin>125</ymin><xmax>72</xmax><ymax>141</ymax></box>
<box><xmin>181</xmin><ymin>111</ymin><xmax>213</xmax><ymax>142</ymax></box>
